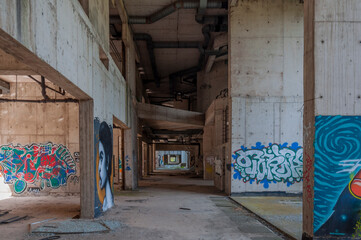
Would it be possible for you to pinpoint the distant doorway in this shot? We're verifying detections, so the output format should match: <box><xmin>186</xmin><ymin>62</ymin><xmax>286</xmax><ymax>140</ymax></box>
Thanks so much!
<box><xmin>155</xmin><ymin>150</ymin><xmax>190</xmax><ymax>171</ymax></box>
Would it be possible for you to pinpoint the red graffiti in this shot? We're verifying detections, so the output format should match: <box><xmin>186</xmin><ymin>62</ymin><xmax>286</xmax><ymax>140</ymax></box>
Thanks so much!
<box><xmin>24</xmin><ymin>172</ymin><xmax>34</xmax><ymax>182</ymax></box>
<box><xmin>304</xmin><ymin>152</ymin><xmax>313</xmax><ymax>206</ymax></box>
<box><xmin>40</xmin><ymin>155</ymin><xmax>57</xmax><ymax>168</ymax></box>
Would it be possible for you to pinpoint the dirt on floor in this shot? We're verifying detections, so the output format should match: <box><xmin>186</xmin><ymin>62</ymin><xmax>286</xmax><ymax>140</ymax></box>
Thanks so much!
<box><xmin>1</xmin><ymin>174</ymin><xmax>287</xmax><ymax>240</ymax></box>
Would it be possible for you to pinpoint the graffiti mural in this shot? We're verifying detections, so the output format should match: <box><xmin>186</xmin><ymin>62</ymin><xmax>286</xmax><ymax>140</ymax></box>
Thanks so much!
<box><xmin>125</xmin><ymin>155</ymin><xmax>131</xmax><ymax>171</ymax></box>
<box><xmin>314</xmin><ymin>116</ymin><xmax>361</xmax><ymax>237</ymax></box>
<box><xmin>232</xmin><ymin>142</ymin><xmax>303</xmax><ymax>188</ymax></box>
<box><xmin>118</xmin><ymin>157</ymin><xmax>122</xmax><ymax>175</ymax></box>
<box><xmin>94</xmin><ymin>118</ymin><xmax>114</xmax><ymax>216</ymax></box>
<box><xmin>0</xmin><ymin>143</ymin><xmax>76</xmax><ymax>194</ymax></box>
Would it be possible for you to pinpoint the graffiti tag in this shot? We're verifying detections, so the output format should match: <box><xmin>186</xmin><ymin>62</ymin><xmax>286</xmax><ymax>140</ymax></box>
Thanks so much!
<box><xmin>125</xmin><ymin>155</ymin><xmax>131</xmax><ymax>171</ymax></box>
<box><xmin>232</xmin><ymin>142</ymin><xmax>303</xmax><ymax>188</ymax></box>
<box><xmin>74</xmin><ymin>152</ymin><xmax>80</xmax><ymax>162</ymax></box>
<box><xmin>0</xmin><ymin>143</ymin><xmax>76</xmax><ymax>194</ymax></box>
<box><xmin>28</xmin><ymin>187</ymin><xmax>41</xmax><ymax>193</ymax></box>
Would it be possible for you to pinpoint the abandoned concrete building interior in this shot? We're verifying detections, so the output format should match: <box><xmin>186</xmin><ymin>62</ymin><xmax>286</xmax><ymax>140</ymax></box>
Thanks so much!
<box><xmin>0</xmin><ymin>0</ymin><xmax>359</xmax><ymax>239</ymax></box>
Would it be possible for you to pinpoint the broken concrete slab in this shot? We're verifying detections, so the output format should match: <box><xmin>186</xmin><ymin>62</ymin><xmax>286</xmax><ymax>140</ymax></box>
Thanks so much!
<box><xmin>32</xmin><ymin>220</ymin><xmax>121</xmax><ymax>234</ymax></box>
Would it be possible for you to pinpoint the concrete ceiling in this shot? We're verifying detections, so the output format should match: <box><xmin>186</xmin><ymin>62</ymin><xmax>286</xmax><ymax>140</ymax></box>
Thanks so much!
<box><xmin>119</xmin><ymin>0</ymin><xmax>227</xmax><ymax>107</ymax></box>
<box><xmin>113</xmin><ymin>0</ymin><xmax>227</xmax><ymax>143</ymax></box>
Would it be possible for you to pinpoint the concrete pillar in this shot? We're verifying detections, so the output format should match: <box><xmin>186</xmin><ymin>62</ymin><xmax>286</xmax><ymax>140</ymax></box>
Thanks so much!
<box><xmin>303</xmin><ymin>1</ymin><xmax>361</xmax><ymax>239</ymax></box>
<box><xmin>229</xmin><ymin>0</ymin><xmax>304</xmax><ymax>194</ymax></box>
<box><xmin>79</xmin><ymin>100</ymin><xmax>95</xmax><ymax>218</ymax></box>
<box><xmin>148</xmin><ymin>144</ymin><xmax>154</xmax><ymax>174</ymax></box>
<box><xmin>123</xmin><ymin>110</ymin><xmax>138</xmax><ymax>190</ymax></box>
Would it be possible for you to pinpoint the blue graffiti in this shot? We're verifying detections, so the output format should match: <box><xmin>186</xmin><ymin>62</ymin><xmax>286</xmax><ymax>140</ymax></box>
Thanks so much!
<box><xmin>232</xmin><ymin>142</ymin><xmax>303</xmax><ymax>188</ymax></box>
<box><xmin>314</xmin><ymin>116</ymin><xmax>361</xmax><ymax>236</ymax></box>
<box><xmin>125</xmin><ymin>155</ymin><xmax>131</xmax><ymax>171</ymax></box>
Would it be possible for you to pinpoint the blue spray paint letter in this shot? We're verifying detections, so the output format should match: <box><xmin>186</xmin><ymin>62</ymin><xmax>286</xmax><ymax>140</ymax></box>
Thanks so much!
<box><xmin>232</xmin><ymin>142</ymin><xmax>303</xmax><ymax>188</ymax></box>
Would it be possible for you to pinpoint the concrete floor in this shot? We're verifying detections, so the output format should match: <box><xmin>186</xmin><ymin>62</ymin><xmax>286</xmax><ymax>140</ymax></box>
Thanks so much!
<box><xmin>1</xmin><ymin>175</ymin><xmax>288</xmax><ymax>240</ymax></box>
<box><xmin>231</xmin><ymin>196</ymin><xmax>302</xmax><ymax>240</ymax></box>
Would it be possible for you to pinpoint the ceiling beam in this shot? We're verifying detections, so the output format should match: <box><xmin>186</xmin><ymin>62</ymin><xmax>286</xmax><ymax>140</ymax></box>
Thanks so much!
<box><xmin>152</xmin><ymin>129</ymin><xmax>203</xmax><ymax>135</ymax></box>
<box><xmin>128</xmin><ymin>0</ymin><xmax>228</xmax><ymax>24</ymax></box>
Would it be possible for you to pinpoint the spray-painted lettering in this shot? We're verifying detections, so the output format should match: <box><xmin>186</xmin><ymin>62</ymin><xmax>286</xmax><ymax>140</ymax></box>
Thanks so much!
<box><xmin>232</xmin><ymin>142</ymin><xmax>303</xmax><ymax>188</ymax></box>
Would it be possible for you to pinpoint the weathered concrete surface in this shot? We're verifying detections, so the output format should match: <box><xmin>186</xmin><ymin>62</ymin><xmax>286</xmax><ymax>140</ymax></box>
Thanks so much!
<box><xmin>303</xmin><ymin>1</ymin><xmax>361</xmax><ymax>238</ymax></box>
<box><xmin>2</xmin><ymin>175</ymin><xmax>287</xmax><ymax>240</ymax></box>
<box><xmin>0</xmin><ymin>196</ymin><xmax>80</xmax><ymax>240</ymax></box>
<box><xmin>203</xmin><ymin>98</ymin><xmax>228</xmax><ymax>185</ymax></box>
<box><xmin>229</xmin><ymin>0</ymin><xmax>304</xmax><ymax>194</ymax></box>
<box><xmin>232</xmin><ymin>196</ymin><xmax>302</xmax><ymax>240</ymax></box>
<box><xmin>197</xmin><ymin>61</ymin><xmax>228</xmax><ymax>113</ymax></box>
<box><xmin>0</xmin><ymin>81</ymin><xmax>80</xmax><ymax>196</ymax></box>
<box><xmin>137</xmin><ymin>102</ymin><xmax>205</xmax><ymax>128</ymax></box>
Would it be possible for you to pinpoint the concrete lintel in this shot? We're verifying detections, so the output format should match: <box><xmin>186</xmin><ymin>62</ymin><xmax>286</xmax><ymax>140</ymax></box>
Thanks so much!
<box><xmin>0</xmin><ymin>29</ymin><xmax>91</xmax><ymax>100</ymax></box>
<box><xmin>0</xmin><ymin>48</ymin><xmax>36</xmax><ymax>75</ymax></box>
<box><xmin>137</xmin><ymin>102</ymin><xmax>205</xmax><ymax>127</ymax></box>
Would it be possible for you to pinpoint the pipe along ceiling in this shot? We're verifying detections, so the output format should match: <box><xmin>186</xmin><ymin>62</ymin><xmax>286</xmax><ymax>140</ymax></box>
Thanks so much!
<box><xmin>129</xmin><ymin>0</ymin><xmax>228</xmax><ymax>24</ymax></box>
<box><xmin>127</xmin><ymin>0</ymin><xmax>228</xmax><ymax>105</ymax></box>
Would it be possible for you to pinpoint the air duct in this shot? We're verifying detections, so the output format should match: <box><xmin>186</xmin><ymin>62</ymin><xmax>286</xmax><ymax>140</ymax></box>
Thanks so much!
<box><xmin>129</xmin><ymin>0</ymin><xmax>228</xmax><ymax>24</ymax></box>
<box><xmin>134</xmin><ymin>33</ymin><xmax>161</xmax><ymax>87</ymax></box>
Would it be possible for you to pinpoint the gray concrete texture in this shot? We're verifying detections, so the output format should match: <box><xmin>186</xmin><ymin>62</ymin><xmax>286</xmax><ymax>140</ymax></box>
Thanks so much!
<box><xmin>0</xmin><ymin>175</ymin><xmax>287</xmax><ymax>240</ymax></box>
<box><xmin>232</xmin><ymin>196</ymin><xmax>302</xmax><ymax>240</ymax></box>
<box><xmin>0</xmin><ymin>80</ymin><xmax>80</xmax><ymax>196</ymax></box>
<box><xmin>229</xmin><ymin>0</ymin><xmax>304</xmax><ymax>194</ymax></box>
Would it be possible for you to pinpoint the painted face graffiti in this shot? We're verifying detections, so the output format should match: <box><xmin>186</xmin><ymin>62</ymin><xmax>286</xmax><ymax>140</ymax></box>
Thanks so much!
<box><xmin>0</xmin><ymin>143</ymin><xmax>76</xmax><ymax>194</ymax></box>
<box><xmin>95</xmin><ymin>121</ymin><xmax>114</xmax><ymax>213</ymax></box>
<box><xmin>232</xmin><ymin>142</ymin><xmax>303</xmax><ymax>188</ymax></box>
<box><xmin>98</xmin><ymin>141</ymin><xmax>107</xmax><ymax>189</ymax></box>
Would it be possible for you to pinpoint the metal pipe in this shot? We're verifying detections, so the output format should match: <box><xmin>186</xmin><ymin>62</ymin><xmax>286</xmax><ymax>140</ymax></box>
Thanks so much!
<box><xmin>41</xmin><ymin>76</ymin><xmax>50</xmax><ymax>101</ymax></box>
<box><xmin>167</xmin><ymin>23</ymin><xmax>228</xmax><ymax>95</ymax></box>
<box><xmin>129</xmin><ymin>0</ymin><xmax>227</xmax><ymax>24</ymax></box>
<box><xmin>28</xmin><ymin>75</ymin><xmax>66</xmax><ymax>96</ymax></box>
<box><xmin>134</xmin><ymin>33</ymin><xmax>161</xmax><ymax>86</ymax></box>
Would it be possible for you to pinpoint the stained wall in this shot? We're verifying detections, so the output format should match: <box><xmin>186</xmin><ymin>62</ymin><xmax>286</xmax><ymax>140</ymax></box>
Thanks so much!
<box><xmin>229</xmin><ymin>0</ymin><xmax>304</xmax><ymax>193</ymax></box>
<box><xmin>304</xmin><ymin>1</ymin><xmax>361</xmax><ymax>238</ymax></box>
<box><xmin>0</xmin><ymin>81</ymin><xmax>79</xmax><ymax>195</ymax></box>
<box><xmin>0</xmin><ymin>0</ymin><xmax>139</xmax><ymax>216</ymax></box>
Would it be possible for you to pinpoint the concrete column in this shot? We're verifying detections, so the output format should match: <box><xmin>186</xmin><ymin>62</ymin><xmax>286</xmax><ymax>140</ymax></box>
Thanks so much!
<box><xmin>229</xmin><ymin>0</ymin><xmax>304</xmax><ymax>194</ymax></box>
<box><xmin>123</xmin><ymin>109</ymin><xmax>138</xmax><ymax>190</ymax></box>
<box><xmin>79</xmin><ymin>100</ymin><xmax>95</xmax><ymax>218</ymax></box>
<box><xmin>303</xmin><ymin>1</ymin><xmax>361</xmax><ymax>239</ymax></box>
<box><xmin>148</xmin><ymin>144</ymin><xmax>153</xmax><ymax>174</ymax></box>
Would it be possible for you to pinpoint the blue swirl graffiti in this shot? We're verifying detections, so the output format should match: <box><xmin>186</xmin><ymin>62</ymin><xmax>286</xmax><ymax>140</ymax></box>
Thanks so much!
<box><xmin>314</xmin><ymin>116</ymin><xmax>361</xmax><ymax>234</ymax></box>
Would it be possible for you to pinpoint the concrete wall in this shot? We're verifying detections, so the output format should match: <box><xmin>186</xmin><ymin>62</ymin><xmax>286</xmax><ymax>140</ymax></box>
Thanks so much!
<box><xmin>88</xmin><ymin>0</ymin><xmax>109</xmax><ymax>53</ymax></box>
<box><xmin>0</xmin><ymin>0</ymin><xmax>139</xmax><ymax>216</ymax></box>
<box><xmin>197</xmin><ymin>61</ymin><xmax>228</xmax><ymax>113</ymax></box>
<box><xmin>203</xmin><ymin>98</ymin><xmax>228</xmax><ymax>189</ymax></box>
<box><xmin>229</xmin><ymin>0</ymin><xmax>303</xmax><ymax>194</ymax></box>
<box><xmin>304</xmin><ymin>1</ymin><xmax>361</xmax><ymax>238</ymax></box>
<box><xmin>155</xmin><ymin>150</ymin><xmax>189</xmax><ymax>170</ymax></box>
<box><xmin>155</xmin><ymin>144</ymin><xmax>200</xmax><ymax>173</ymax></box>
<box><xmin>0</xmin><ymin>82</ymin><xmax>79</xmax><ymax>195</ymax></box>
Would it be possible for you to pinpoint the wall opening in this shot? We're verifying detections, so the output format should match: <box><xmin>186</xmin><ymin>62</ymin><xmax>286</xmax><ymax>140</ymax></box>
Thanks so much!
<box><xmin>155</xmin><ymin>150</ymin><xmax>190</xmax><ymax>171</ymax></box>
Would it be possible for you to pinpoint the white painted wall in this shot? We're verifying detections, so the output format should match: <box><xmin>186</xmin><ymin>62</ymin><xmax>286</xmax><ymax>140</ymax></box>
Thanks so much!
<box><xmin>229</xmin><ymin>0</ymin><xmax>304</xmax><ymax>194</ymax></box>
